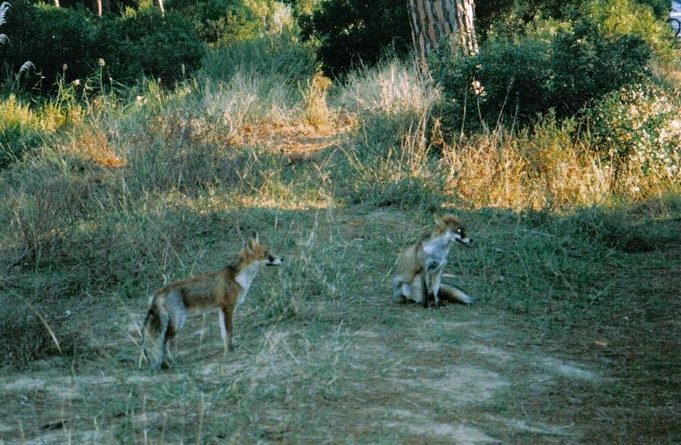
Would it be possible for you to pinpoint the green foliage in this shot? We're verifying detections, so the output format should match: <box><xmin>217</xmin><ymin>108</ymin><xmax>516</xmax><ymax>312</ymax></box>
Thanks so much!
<box><xmin>437</xmin><ymin>35</ymin><xmax>553</xmax><ymax>132</ymax></box>
<box><xmin>166</xmin><ymin>0</ymin><xmax>261</xmax><ymax>45</ymax></box>
<box><xmin>200</xmin><ymin>34</ymin><xmax>316</xmax><ymax>87</ymax></box>
<box><xmin>0</xmin><ymin>95</ymin><xmax>44</xmax><ymax>168</ymax></box>
<box><xmin>631</xmin><ymin>0</ymin><xmax>672</xmax><ymax>18</ymax></box>
<box><xmin>581</xmin><ymin>0</ymin><xmax>675</xmax><ymax>62</ymax></box>
<box><xmin>549</xmin><ymin>20</ymin><xmax>652</xmax><ymax>113</ymax></box>
<box><xmin>0</xmin><ymin>1</ymin><xmax>98</xmax><ymax>89</ymax></box>
<box><xmin>584</xmin><ymin>82</ymin><xmax>678</xmax><ymax>174</ymax></box>
<box><xmin>300</xmin><ymin>0</ymin><xmax>411</xmax><ymax>77</ymax></box>
<box><xmin>478</xmin><ymin>0</ymin><xmax>670</xmax><ymax>40</ymax></box>
<box><xmin>0</xmin><ymin>1</ymin><xmax>204</xmax><ymax>90</ymax></box>
<box><xmin>97</xmin><ymin>8</ymin><xmax>205</xmax><ymax>86</ymax></box>
<box><xmin>438</xmin><ymin>2</ymin><xmax>656</xmax><ymax>131</ymax></box>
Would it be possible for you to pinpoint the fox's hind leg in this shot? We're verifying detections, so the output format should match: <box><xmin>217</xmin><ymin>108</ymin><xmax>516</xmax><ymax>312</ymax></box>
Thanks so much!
<box><xmin>162</xmin><ymin>291</ymin><xmax>188</xmax><ymax>368</ymax></box>
<box><xmin>162</xmin><ymin>322</ymin><xmax>176</xmax><ymax>369</ymax></box>
<box><xmin>391</xmin><ymin>277</ymin><xmax>409</xmax><ymax>303</ymax></box>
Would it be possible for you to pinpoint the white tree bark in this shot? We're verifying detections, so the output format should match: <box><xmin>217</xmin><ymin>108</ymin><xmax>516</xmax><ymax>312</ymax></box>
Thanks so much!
<box><xmin>154</xmin><ymin>0</ymin><xmax>165</xmax><ymax>16</ymax></box>
<box><xmin>407</xmin><ymin>0</ymin><xmax>478</xmax><ymax>72</ymax></box>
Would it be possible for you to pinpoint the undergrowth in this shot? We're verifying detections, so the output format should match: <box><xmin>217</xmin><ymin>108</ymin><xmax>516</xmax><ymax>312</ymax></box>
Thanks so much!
<box><xmin>0</xmin><ymin>52</ymin><xmax>679</xmax><ymax>382</ymax></box>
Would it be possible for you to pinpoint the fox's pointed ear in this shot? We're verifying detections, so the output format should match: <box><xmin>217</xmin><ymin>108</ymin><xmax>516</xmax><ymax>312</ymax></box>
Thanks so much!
<box><xmin>235</xmin><ymin>221</ymin><xmax>246</xmax><ymax>245</ymax></box>
<box><xmin>247</xmin><ymin>237</ymin><xmax>257</xmax><ymax>251</ymax></box>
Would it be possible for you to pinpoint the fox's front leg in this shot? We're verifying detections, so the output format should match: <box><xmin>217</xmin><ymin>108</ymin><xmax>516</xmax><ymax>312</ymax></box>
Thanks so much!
<box><xmin>219</xmin><ymin>307</ymin><xmax>235</xmax><ymax>354</ymax></box>
<box><xmin>422</xmin><ymin>272</ymin><xmax>432</xmax><ymax>308</ymax></box>
<box><xmin>431</xmin><ymin>271</ymin><xmax>442</xmax><ymax>307</ymax></box>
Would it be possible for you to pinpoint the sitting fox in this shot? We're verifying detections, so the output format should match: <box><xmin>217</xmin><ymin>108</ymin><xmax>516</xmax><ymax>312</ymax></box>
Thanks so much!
<box><xmin>142</xmin><ymin>235</ymin><xmax>282</xmax><ymax>370</ymax></box>
<box><xmin>392</xmin><ymin>215</ymin><xmax>473</xmax><ymax>307</ymax></box>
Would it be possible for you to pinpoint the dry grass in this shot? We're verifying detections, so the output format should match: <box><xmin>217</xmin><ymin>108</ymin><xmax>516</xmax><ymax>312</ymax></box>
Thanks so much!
<box><xmin>1</xmin><ymin>56</ymin><xmax>680</xmax><ymax>444</ymax></box>
<box><xmin>441</xmin><ymin>126</ymin><xmax>679</xmax><ymax>211</ymax></box>
<box><xmin>1</xmin><ymin>206</ymin><xmax>680</xmax><ymax>443</ymax></box>
<box><xmin>62</xmin><ymin>127</ymin><xmax>126</xmax><ymax>168</ymax></box>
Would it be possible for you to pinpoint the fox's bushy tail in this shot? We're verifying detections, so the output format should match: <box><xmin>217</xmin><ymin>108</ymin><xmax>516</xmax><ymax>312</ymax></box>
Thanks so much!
<box><xmin>439</xmin><ymin>285</ymin><xmax>474</xmax><ymax>305</ymax></box>
<box><xmin>142</xmin><ymin>302</ymin><xmax>169</xmax><ymax>370</ymax></box>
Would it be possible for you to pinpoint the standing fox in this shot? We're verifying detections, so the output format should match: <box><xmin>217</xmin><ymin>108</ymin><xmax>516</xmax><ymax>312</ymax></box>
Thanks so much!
<box><xmin>392</xmin><ymin>215</ymin><xmax>473</xmax><ymax>308</ymax></box>
<box><xmin>142</xmin><ymin>235</ymin><xmax>282</xmax><ymax>370</ymax></box>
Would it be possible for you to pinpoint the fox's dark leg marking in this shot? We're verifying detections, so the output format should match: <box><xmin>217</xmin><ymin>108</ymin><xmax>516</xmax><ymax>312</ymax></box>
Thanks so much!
<box><xmin>422</xmin><ymin>273</ymin><xmax>430</xmax><ymax>308</ymax></box>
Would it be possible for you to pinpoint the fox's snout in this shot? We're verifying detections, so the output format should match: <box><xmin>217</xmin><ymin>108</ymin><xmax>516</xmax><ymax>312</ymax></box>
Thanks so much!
<box><xmin>455</xmin><ymin>236</ymin><xmax>472</xmax><ymax>245</ymax></box>
<box><xmin>266</xmin><ymin>255</ymin><xmax>283</xmax><ymax>266</ymax></box>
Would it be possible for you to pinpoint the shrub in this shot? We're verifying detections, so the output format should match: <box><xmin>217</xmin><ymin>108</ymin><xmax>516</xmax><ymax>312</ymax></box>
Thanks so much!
<box><xmin>477</xmin><ymin>0</ymin><xmax>670</xmax><ymax>41</ymax></box>
<box><xmin>166</xmin><ymin>0</ymin><xmax>262</xmax><ymax>45</ymax></box>
<box><xmin>300</xmin><ymin>0</ymin><xmax>411</xmax><ymax>77</ymax></box>
<box><xmin>97</xmin><ymin>8</ymin><xmax>205</xmax><ymax>86</ymax></box>
<box><xmin>549</xmin><ymin>21</ymin><xmax>652</xmax><ymax>116</ymax></box>
<box><xmin>586</xmin><ymin>0</ymin><xmax>675</xmax><ymax>55</ymax></box>
<box><xmin>437</xmin><ymin>34</ymin><xmax>554</xmax><ymax>132</ymax></box>
<box><xmin>584</xmin><ymin>82</ymin><xmax>679</xmax><ymax>176</ymax></box>
<box><xmin>438</xmin><ymin>3</ymin><xmax>655</xmax><ymax>131</ymax></box>
<box><xmin>0</xmin><ymin>1</ymin><xmax>204</xmax><ymax>90</ymax></box>
<box><xmin>0</xmin><ymin>1</ymin><xmax>97</xmax><ymax>90</ymax></box>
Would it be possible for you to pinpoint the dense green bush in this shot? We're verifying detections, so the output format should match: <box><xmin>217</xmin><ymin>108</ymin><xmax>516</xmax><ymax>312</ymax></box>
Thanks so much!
<box><xmin>0</xmin><ymin>1</ymin><xmax>98</xmax><ymax>88</ymax></box>
<box><xmin>97</xmin><ymin>8</ymin><xmax>205</xmax><ymax>86</ymax></box>
<box><xmin>0</xmin><ymin>1</ymin><xmax>204</xmax><ymax>90</ymax></box>
<box><xmin>438</xmin><ymin>1</ymin><xmax>655</xmax><ymax>132</ymax></box>
<box><xmin>478</xmin><ymin>0</ymin><xmax>669</xmax><ymax>40</ymax></box>
<box><xmin>550</xmin><ymin>21</ymin><xmax>652</xmax><ymax>115</ymax></box>
<box><xmin>584</xmin><ymin>81</ymin><xmax>677</xmax><ymax>173</ymax></box>
<box><xmin>300</xmin><ymin>0</ymin><xmax>411</xmax><ymax>77</ymax></box>
<box><xmin>166</xmin><ymin>0</ymin><xmax>261</xmax><ymax>45</ymax></box>
<box><xmin>437</xmin><ymin>35</ymin><xmax>553</xmax><ymax>132</ymax></box>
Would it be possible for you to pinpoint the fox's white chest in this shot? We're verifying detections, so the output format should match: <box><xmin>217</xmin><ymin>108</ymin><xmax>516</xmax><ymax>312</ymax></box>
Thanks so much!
<box><xmin>235</xmin><ymin>262</ymin><xmax>262</xmax><ymax>306</ymax></box>
<box><xmin>422</xmin><ymin>237</ymin><xmax>450</xmax><ymax>270</ymax></box>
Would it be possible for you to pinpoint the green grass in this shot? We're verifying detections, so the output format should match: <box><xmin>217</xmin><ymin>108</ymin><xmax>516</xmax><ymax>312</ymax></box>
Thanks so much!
<box><xmin>0</xmin><ymin>54</ymin><xmax>680</xmax><ymax>443</ymax></box>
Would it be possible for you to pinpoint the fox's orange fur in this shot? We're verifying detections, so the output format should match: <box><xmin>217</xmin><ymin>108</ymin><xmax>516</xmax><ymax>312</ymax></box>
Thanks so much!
<box><xmin>392</xmin><ymin>215</ymin><xmax>474</xmax><ymax>307</ymax></box>
<box><xmin>142</xmin><ymin>236</ymin><xmax>282</xmax><ymax>370</ymax></box>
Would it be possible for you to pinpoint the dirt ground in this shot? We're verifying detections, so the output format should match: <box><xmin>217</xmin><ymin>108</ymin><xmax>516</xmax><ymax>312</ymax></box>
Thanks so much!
<box><xmin>0</xmin><ymin>306</ymin><xmax>602</xmax><ymax>444</ymax></box>
<box><xmin>1</xmin><ymin>207</ymin><xmax>679</xmax><ymax>444</ymax></box>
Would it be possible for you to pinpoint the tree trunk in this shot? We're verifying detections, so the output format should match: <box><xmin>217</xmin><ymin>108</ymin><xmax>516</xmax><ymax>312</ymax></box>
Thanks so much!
<box><xmin>95</xmin><ymin>0</ymin><xmax>102</xmax><ymax>17</ymax></box>
<box><xmin>154</xmin><ymin>0</ymin><xmax>165</xmax><ymax>16</ymax></box>
<box><xmin>407</xmin><ymin>0</ymin><xmax>478</xmax><ymax>73</ymax></box>
<box><xmin>53</xmin><ymin>0</ymin><xmax>60</xmax><ymax>6</ymax></box>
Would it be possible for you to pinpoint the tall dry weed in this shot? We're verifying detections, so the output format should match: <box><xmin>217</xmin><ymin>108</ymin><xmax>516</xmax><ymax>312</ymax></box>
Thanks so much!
<box><xmin>303</xmin><ymin>72</ymin><xmax>333</xmax><ymax>130</ymax></box>
<box><xmin>441</xmin><ymin>126</ymin><xmax>677</xmax><ymax>211</ymax></box>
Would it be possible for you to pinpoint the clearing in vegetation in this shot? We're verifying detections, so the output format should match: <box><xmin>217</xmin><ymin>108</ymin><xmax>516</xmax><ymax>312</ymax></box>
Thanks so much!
<box><xmin>1</xmin><ymin>57</ymin><xmax>680</xmax><ymax>443</ymax></box>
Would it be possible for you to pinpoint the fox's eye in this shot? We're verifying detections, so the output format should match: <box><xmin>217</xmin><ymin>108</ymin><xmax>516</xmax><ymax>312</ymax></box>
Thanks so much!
<box><xmin>457</xmin><ymin>228</ymin><xmax>463</xmax><ymax>234</ymax></box>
